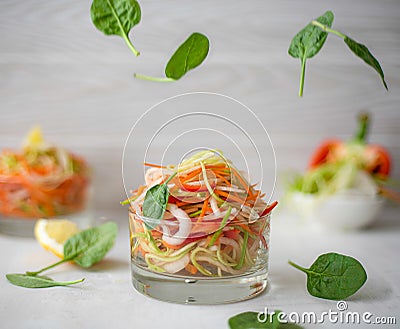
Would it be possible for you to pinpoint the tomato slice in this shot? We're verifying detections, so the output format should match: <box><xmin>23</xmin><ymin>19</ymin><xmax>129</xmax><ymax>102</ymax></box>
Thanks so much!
<box><xmin>308</xmin><ymin>139</ymin><xmax>342</xmax><ymax>169</ymax></box>
<box><xmin>365</xmin><ymin>145</ymin><xmax>391</xmax><ymax>177</ymax></box>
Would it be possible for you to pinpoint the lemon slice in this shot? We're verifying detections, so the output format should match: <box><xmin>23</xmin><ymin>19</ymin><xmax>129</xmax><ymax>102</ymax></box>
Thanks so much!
<box><xmin>34</xmin><ymin>219</ymin><xmax>80</xmax><ymax>258</ymax></box>
<box><xmin>23</xmin><ymin>126</ymin><xmax>48</xmax><ymax>150</ymax></box>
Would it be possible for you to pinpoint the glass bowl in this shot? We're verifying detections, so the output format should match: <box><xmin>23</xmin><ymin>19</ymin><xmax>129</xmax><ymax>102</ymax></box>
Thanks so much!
<box><xmin>0</xmin><ymin>173</ymin><xmax>92</xmax><ymax>237</ymax></box>
<box><xmin>129</xmin><ymin>209</ymin><xmax>271</xmax><ymax>304</ymax></box>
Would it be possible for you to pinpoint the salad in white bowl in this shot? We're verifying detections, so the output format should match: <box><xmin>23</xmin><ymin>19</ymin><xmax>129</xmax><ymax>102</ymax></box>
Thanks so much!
<box><xmin>287</xmin><ymin>113</ymin><xmax>396</xmax><ymax>230</ymax></box>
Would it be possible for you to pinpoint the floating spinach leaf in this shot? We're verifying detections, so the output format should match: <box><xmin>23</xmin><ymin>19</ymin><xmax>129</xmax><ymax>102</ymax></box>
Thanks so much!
<box><xmin>228</xmin><ymin>311</ymin><xmax>303</xmax><ymax>329</ymax></box>
<box><xmin>344</xmin><ymin>37</ymin><xmax>388</xmax><ymax>90</ymax></box>
<box><xmin>134</xmin><ymin>33</ymin><xmax>209</xmax><ymax>82</ymax></box>
<box><xmin>142</xmin><ymin>173</ymin><xmax>177</xmax><ymax>226</ymax></box>
<box><xmin>288</xmin><ymin>11</ymin><xmax>334</xmax><ymax>96</ymax></box>
<box><xmin>165</xmin><ymin>32</ymin><xmax>210</xmax><ymax>79</ymax></box>
<box><xmin>90</xmin><ymin>0</ymin><xmax>141</xmax><ymax>56</ymax></box>
<box><xmin>289</xmin><ymin>252</ymin><xmax>367</xmax><ymax>300</ymax></box>
<box><xmin>6</xmin><ymin>274</ymin><xmax>84</xmax><ymax>289</ymax></box>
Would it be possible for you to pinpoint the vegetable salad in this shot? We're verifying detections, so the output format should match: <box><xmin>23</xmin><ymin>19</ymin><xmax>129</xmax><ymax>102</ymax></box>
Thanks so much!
<box><xmin>0</xmin><ymin>128</ymin><xmax>90</xmax><ymax>218</ymax></box>
<box><xmin>127</xmin><ymin>150</ymin><xmax>277</xmax><ymax>277</ymax></box>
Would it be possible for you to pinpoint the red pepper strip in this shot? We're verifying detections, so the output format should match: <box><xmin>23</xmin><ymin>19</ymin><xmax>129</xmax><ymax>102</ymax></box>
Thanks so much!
<box><xmin>260</xmin><ymin>234</ymin><xmax>268</xmax><ymax>249</ymax></box>
<box><xmin>224</xmin><ymin>228</ymin><xmax>240</xmax><ymax>240</ymax></box>
<box><xmin>179</xmin><ymin>183</ymin><xmax>210</xmax><ymax>192</ymax></box>
<box><xmin>260</xmin><ymin>201</ymin><xmax>278</xmax><ymax>217</ymax></box>
<box><xmin>168</xmin><ymin>195</ymin><xmax>180</xmax><ymax>204</ymax></box>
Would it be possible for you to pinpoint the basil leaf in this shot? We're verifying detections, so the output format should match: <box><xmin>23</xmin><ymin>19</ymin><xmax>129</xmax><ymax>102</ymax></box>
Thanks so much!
<box><xmin>142</xmin><ymin>184</ymin><xmax>169</xmax><ymax>221</ymax></box>
<box><xmin>289</xmin><ymin>252</ymin><xmax>367</xmax><ymax>300</ymax></box>
<box><xmin>344</xmin><ymin>37</ymin><xmax>388</xmax><ymax>90</ymax></box>
<box><xmin>6</xmin><ymin>274</ymin><xmax>84</xmax><ymax>289</ymax></box>
<box><xmin>90</xmin><ymin>0</ymin><xmax>141</xmax><ymax>56</ymax></box>
<box><xmin>228</xmin><ymin>311</ymin><xmax>303</xmax><ymax>329</ymax></box>
<box><xmin>288</xmin><ymin>11</ymin><xmax>334</xmax><ymax>96</ymax></box>
<box><xmin>165</xmin><ymin>32</ymin><xmax>210</xmax><ymax>80</ymax></box>
<box><xmin>64</xmin><ymin>222</ymin><xmax>118</xmax><ymax>268</ymax></box>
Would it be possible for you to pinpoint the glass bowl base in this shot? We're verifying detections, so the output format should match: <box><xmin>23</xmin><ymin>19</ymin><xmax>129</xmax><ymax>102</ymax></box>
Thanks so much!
<box><xmin>131</xmin><ymin>263</ymin><xmax>268</xmax><ymax>304</ymax></box>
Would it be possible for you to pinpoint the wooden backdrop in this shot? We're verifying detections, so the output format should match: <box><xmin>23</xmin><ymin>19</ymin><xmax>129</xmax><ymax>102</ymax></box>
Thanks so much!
<box><xmin>1</xmin><ymin>0</ymin><xmax>399</xmax><ymax>218</ymax></box>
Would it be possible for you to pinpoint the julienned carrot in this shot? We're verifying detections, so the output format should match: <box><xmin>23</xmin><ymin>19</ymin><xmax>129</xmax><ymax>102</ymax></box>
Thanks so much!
<box><xmin>198</xmin><ymin>198</ymin><xmax>209</xmax><ymax>220</ymax></box>
<box><xmin>151</xmin><ymin>230</ymin><xmax>163</xmax><ymax>239</ymax></box>
<box><xmin>214</xmin><ymin>172</ymin><xmax>232</xmax><ymax>186</ymax></box>
<box><xmin>212</xmin><ymin>170</ymin><xmax>231</xmax><ymax>176</ymax></box>
<box><xmin>238</xmin><ymin>223</ymin><xmax>255</xmax><ymax>235</ymax></box>
<box><xmin>232</xmin><ymin>168</ymin><xmax>253</xmax><ymax>198</ymax></box>
<box><xmin>161</xmin><ymin>240</ymin><xmax>185</xmax><ymax>250</ymax></box>
<box><xmin>137</xmin><ymin>245</ymin><xmax>146</xmax><ymax>256</ymax></box>
<box><xmin>174</xmin><ymin>200</ymin><xmax>185</xmax><ymax>207</ymax></box>
<box><xmin>143</xmin><ymin>162</ymin><xmax>167</xmax><ymax>169</ymax></box>
<box><xmin>185</xmin><ymin>263</ymin><xmax>198</xmax><ymax>275</ymax></box>
<box><xmin>205</xmin><ymin>234</ymin><xmax>221</xmax><ymax>246</ymax></box>
<box><xmin>179</xmin><ymin>168</ymin><xmax>202</xmax><ymax>183</ymax></box>
<box><xmin>214</xmin><ymin>189</ymin><xmax>251</xmax><ymax>206</ymax></box>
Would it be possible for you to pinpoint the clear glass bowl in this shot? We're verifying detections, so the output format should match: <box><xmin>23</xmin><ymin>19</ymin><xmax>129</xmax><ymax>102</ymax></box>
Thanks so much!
<box><xmin>0</xmin><ymin>175</ymin><xmax>92</xmax><ymax>237</ymax></box>
<box><xmin>129</xmin><ymin>209</ymin><xmax>271</xmax><ymax>304</ymax></box>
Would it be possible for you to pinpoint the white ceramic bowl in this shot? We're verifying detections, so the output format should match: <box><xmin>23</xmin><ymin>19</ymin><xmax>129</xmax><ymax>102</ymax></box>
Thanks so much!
<box><xmin>289</xmin><ymin>191</ymin><xmax>384</xmax><ymax>230</ymax></box>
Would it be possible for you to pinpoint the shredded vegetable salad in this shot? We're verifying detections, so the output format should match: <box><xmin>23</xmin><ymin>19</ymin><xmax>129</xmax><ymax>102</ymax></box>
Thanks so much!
<box><xmin>127</xmin><ymin>150</ymin><xmax>277</xmax><ymax>277</ymax></box>
<box><xmin>0</xmin><ymin>128</ymin><xmax>90</xmax><ymax>218</ymax></box>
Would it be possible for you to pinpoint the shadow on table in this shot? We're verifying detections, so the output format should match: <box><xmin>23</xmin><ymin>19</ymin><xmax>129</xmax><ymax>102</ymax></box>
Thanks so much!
<box><xmin>348</xmin><ymin>274</ymin><xmax>392</xmax><ymax>302</ymax></box>
<box><xmin>88</xmin><ymin>258</ymin><xmax>129</xmax><ymax>272</ymax></box>
<box><xmin>269</xmin><ymin>266</ymin><xmax>392</xmax><ymax>303</ymax></box>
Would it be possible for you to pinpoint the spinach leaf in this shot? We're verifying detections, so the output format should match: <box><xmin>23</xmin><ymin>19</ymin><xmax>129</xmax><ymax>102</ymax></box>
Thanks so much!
<box><xmin>142</xmin><ymin>184</ymin><xmax>169</xmax><ymax>220</ymax></box>
<box><xmin>134</xmin><ymin>33</ymin><xmax>209</xmax><ymax>82</ymax></box>
<box><xmin>8</xmin><ymin>222</ymin><xmax>117</xmax><ymax>289</ymax></box>
<box><xmin>90</xmin><ymin>0</ymin><xmax>141</xmax><ymax>56</ymax></box>
<box><xmin>344</xmin><ymin>37</ymin><xmax>388</xmax><ymax>90</ymax></box>
<box><xmin>288</xmin><ymin>11</ymin><xmax>334</xmax><ymax>96</ymax></box>
<box><xmin>165</xmin><ymin>32</ymin><xmax>210</xmax><ymax>80</ymax></box>
<box><xmin>6</xmin><ymin>274</ymin><xmax>84</xmax><ymax>289</ymax></box>
<box><xmin>26</xmin><ymin>221</ymin><xmax>118</xmax><ymax>276</ymax></box>
<box><xmin>228</xmin><ymin>311</ymin><xmax>303</xmax><ymax>329</ymax></box>
<box><xmin>142</xmin><ymin>172</ymin><xmax>176</xmax><ymax>225</ymax></box>
<box><xmin>289</xmin><ymin>252</ymin><xmax>367</xmax><ymax>300</ymax></box>
<box><xmin>64</xmin><ymin>222</ymin><xmax>118</xmax><ymax>268</ymax></box>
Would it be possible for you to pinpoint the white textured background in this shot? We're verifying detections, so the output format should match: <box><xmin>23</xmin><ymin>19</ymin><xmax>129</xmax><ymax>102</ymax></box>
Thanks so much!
<box><xmin>1</xmin><ymin>0</ymin><xmax>399</xmax><ymax>220</ymax></box>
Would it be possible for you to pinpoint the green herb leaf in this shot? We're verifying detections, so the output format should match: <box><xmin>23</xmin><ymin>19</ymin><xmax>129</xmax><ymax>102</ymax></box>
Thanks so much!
<box><xmin>90</xmin><ymin>0</ymin><xmax>141</xmax><ymax>56</ymax></box>
<box><xmin>142</xmin><ymin>172</ymin><xmax>176</xmax><ymax>225</ymax></box>
<box><xmin>288</xmin><ymin>11</ymin><xmax>334</xmax><ymax>96</ymax></box>
<box><xmin>344</xmin><ymin>37</ymin><xmax>388</xmax><ymax>90</ymax></box>
<box><xmin>165</xmin><ymin>32</ymin><xmax>210</xmax><ymax>80</ymax></box>
<box><xmin>289</xmin><ymin>252</ymin><xmax>367</xmax><ymax>300</ymax></box>
<box><xmin>6</xmin><ymin>274</ymin><xmax>84</xmax><ymax>289</ymax></box>
<box><xmin>228</xmin><ymin>310</ymin><xmax>303</xmax><ymax>329</ymax></box>
<box><xmin>64</xmin><ymin>222</ymin><xmax>118</xmax><ymax>268</ymax></box>
<box><xmin>142</xmin><ymin>184</ymin><xmax>169</xmax><ymax>222</ymax></box>
<box><xmin>134</xmin><ymin>33</ymin><xmax>209</xmax><ymax>82</ymax></box>
<box><xmin>26</xmin><ymin>221</ymin><xmax>118</xmax><ymax>276</ymax></box>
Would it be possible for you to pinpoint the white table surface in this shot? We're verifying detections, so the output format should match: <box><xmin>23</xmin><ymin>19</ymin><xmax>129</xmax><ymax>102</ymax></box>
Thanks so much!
<box><xmin>1</xmin><ymin>207</ymin><xmax>399</xmax><ymax>329</ymax></box>
<box><xmin>1</xmin><ymin>0</ymin><xmax>400</xmax><ymax>328</ymax></box>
